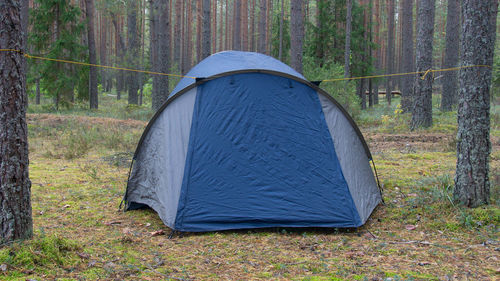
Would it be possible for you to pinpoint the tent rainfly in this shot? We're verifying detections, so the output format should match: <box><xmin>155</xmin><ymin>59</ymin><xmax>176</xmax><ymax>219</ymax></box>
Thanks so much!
<box><xmin>124</xmin><ymin>51</ymin><xmax>382</xmax><ymax>232</ymax></box>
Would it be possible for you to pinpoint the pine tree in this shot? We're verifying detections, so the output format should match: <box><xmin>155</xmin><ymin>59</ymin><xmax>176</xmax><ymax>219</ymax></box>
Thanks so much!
<box><xmin>85</xmin><ymin>0</ymin><xmax>98</xmax><ymax>109</ymax></box>
<box><xmin>441</xmin><ymin>0</ymin><xmax>459</xmax><ymax>111</ymax></box>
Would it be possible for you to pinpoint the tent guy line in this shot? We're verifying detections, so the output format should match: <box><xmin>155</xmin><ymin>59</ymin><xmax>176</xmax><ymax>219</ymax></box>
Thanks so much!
<box><xmin>0</xmin><ymin>49</ymin><xmax>491</xmax><ymax>83</ymax></box>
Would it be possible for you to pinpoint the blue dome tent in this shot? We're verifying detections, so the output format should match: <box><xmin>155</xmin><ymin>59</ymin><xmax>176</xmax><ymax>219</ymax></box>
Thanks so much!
<box><xmin>124</xmin><ymin>51</ymin><xmax>382</xmax><ymax>232</ymax></box>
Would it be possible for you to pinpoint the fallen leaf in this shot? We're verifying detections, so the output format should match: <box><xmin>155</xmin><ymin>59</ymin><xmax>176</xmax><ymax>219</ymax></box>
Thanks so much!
<box><xmin>405</xmin><ymin>225</ymin><xmax>417</xmax><ymax>231</ymax></box>
<box><xmin>150</xmin><ymin>230</ymin><xmax>165</xmax><ymax>236</ymax></box>
<box><xmin>77</xmin><ymin>252</ymin><xmax>90</xmax><ymax>259</ymax></box>
<box><xmin>0</xmin><ymin>264</ymin><xmax>7</xmax><ymax>271</ymax></box>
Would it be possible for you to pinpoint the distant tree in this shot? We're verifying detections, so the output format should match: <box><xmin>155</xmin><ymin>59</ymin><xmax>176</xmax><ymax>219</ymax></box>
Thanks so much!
<box><xmin>174</xmin><ymin>0</ymin><xmax>181</xmax><ymax>68</ymax></box>
<box><xmin>258</xmin><ymin>0</ymin><xmax>267</xmax><ymax>53</ymax></box>
<box><xmin>30</xmin><ymin>0</ymin><xmax>85</xmax><ymax>108</ymax></box>
<box><xmin>411</xmin><ymin>0</ymin><xmax>435</xmax><ymax>129</ymax></box>
<box><xmin>278</xmin><ymin>0</ymin><xmax>284</xmax><ymax>60</ymax></box>
<box><xmin>440</xmin><ymin>0</ymin><xmax>460</xmax><ymax>111</ymax></box>
<box><xmin>400</xmin><ymin>0</ymin><xmax>414</xmax><ymax>112</ymax></box>
<box><xmin>290</xmin><ymin>0</ymin><xmax>303</xmax><ymax>73</ymax></box>
<box><xmin>344</xmin><ymin>0</ymin><xmax>352</xmax><ymax>79</ymax></box>
<box><xmin>201</xmin><ymin>0</ymin><xmax>211</xmax><ymax>59</ymax></box>
<box><xmin>0</xmin><ymin>0</ymin><xmax>32</xmax><ymax>243</ymax></box>
<box><xmin>85</xmin><ymin>0</ymin><xmax>98</xmax><ymax>109</ymax></box>
<box><xmin>152</xmin><ymin>0</ymin><xmax>171</xmax><ymax>111</ymax></box>
<box><xmin>454</xmin><ymin>0</ymin><xmax>498</xmax><ymax>207</ymax></box>
<box><xmin>233</xmin><ymin>0</ymin><xmax>242</xmax><ymax>50</ymax></box>
<box><xmin>111</xmin><ymin>14</ymin><xmax>125</xmax><ymax>100</ymax></box>
<box><xmin>385</xmin><ymin>0</ymin><xmax>395</xmax><ymax>105</ymax></box>
<box><xmin>241</xmin><ymin>0</ymin><xmax>249</xmax><ymax>51</ymax></box>
<box><xmin>127</xmin><ymin>0</ymin><xmax>139</xmax><ymax>104</ymax></box>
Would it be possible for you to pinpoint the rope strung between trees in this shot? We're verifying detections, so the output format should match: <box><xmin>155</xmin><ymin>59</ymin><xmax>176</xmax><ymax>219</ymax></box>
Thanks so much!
<box><xmin>0</xmin><ymin>49</ymin><xmax>196</xmax><ymax>79</ymax></box>
<box><xmin>0</xmin><ymin>49</ymin><xmax>492</xmax><ymax>82</ymax></box>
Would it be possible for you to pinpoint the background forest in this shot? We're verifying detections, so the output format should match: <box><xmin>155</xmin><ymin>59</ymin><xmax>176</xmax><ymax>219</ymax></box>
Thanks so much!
<box><xmin>0</xmin><ymin>0</ymin><xmax>499</xmax><ymax>280</ymax></box>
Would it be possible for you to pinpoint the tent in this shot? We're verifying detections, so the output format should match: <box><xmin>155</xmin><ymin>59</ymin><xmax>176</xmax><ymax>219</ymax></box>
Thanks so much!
<box><xmin>124</xmin><ymin>51</ymin><xmax>382</xmax><ymax>232</ymax></box>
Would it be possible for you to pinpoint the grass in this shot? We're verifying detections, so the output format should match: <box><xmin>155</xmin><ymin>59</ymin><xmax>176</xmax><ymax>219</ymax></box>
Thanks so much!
<box><xmin>0</xmin><ymin>93</ymin><xmax>498</xmax><ymax>280</ymax></box>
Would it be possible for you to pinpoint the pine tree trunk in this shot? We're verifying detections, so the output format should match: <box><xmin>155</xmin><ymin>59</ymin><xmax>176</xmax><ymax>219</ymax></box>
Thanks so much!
<box><xmin>454</xmin><ymin>0</ymin><xmax>498</xmax><ymax>207</ymax></box>
<box><xmin>112</xmin><ymin>17</ymin><xmax>125</xmax><ymax>100</ymax></box>
<box><xmin>127</xmin><ymin>0</ymin><xmax>139</xmax><ymax>105</ymax></box>
<box><xmin>242</xmin><ymin>0</ymin><xmax>248</xmax><ymax>51</ymax></box>
<box><xmin>278</xmin><ymin>0</ymin><xmax>284</xmax><ymax>60</ymax></box>
<box><xmin>441</xmin><ymin>0</ymin><xmax>460</xmax><ymax>111</ymax></box>
<box><xmin>258</xmin><ymin>0</ymin><xmax>267</xmax><ymax>54</ymax></box>
<box><xmin>100</xmin><ymin>14</ymin><xmax>107</xmax><ymax>93</ymax></box>
<box><xmin>186</xmin><ymin>0</ymin><xmax>193</xmax><ymax>69</ymax></box>
<box><xmin>0</xmin><ymin>0</ymin><xmax>32</xmax><ymax>243</ymax></box>
<box><xmin>201</xmin><ymin>0</ymin><xmax>211</xmax><ymax>59</ymax></box>
<box><xmin>290</xmin><ymin>0</ymin><xmax>303</xmax><ymax>73</ymax></box>
<box><xmin>385</xmin><ymin>0</ymin><xmax>395</xmax><ymax>106</ymax></box>
<box><xmin>219</xmin><ymin>0</ymin><xmax>224</xmax><ymax>51</ymax></box>
<box><xmin>233</xmin><ymin>0</ymin><xmax>242</xmax><ymax>50</ymax></box>
<box><xmin>373</xmin><ymin>0</ymin><xmax>380</xmax><ymax>105</ymax></box>
<box><xmin>411</xmin><ymin>0</ymin><xmax>435</xmax><ymax>129</ymax></box>
<box><xmin>174</xmin><ymin>0</ymin><xmax>181</xmax><ymax>69</ymax></box>
<box><xmin>86</xmin><ymin>0</ymin><xmax>98</xmax><ymax>109</ymax></box>
<box><xmin>212</xmin><ymin>0</ymin><xmax>217</xmax><ymax>52</ymax></box>
<box><xmin>400</xmin><ymin>0</ymin><xmax>414</xmax><ymax>111</ymax></box>
<box><xmin>250</xmin><ymin>0</ymin><xmax>255</xmax><ymax>51</ymax></box>
<box><xmin>197</xmin><ymin>0</ymin><xmax>202</xmax><ymax>62</ymax></box>
<box><xmin>35</xmin><ymin>78</ymin><xmax>41</xmax><ymax>104</ymax></box>
<box><xmin>153</xmin><ymin>0</ymin><xmax>171</xmax><ymax>111</ymax></box>
<box><xmin>344</xmin><ymin>0</ymin><xmax>352</xmax><ymax>79</ymax></box>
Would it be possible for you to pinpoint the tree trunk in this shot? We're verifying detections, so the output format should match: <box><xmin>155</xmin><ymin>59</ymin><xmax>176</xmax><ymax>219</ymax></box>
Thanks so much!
<box><xmin>112</xmin><ymin>16</ymin><xmax>125</xmax><ymax>100</ymax></box>
<box><xmin>344</xmin><ymin>0</ymin><xmax>352</xmax><ymax>79</ymax></box>
<box><xmin>233</xmin><ymin>0</ymin><xmax>242</xmax><ymax>50</ymax></box>
<box><xmin>241</xmin><ymin>0</ymin><xmax>248</xmax><ymax>51</ymax></box>
<box><xmin>385</xmin><ymin>0</ymin><xmax>395</xmax><ymax>106</ymax></box>
<box><xmin>127</xmin><ymin>0</ymin><xmax>139</xmax><ymax>105</ymax></box>
<box><xmin>400</xmin><ymin>0</ymin><xmax>414</xmax><ymax>111</ymax></box>
<box><xmin>100</xmin><ymin>14</ymin><xmax>107</xmax><ymax>93</ymax></box>
<box><xmin>186</xmin><ymin>0</ymin><xmax>193</xmax><ymax>70</ymax></box>
<box><xmin>35</xmin><ymin>78</ymin><xmax>41</xmax><ymax>104</ymax></box>
<box><xmin>373</xmin><ymin>0</ymin><xmax>380</xmax><ymax>105</ymax></box>
<box><xmin>174</xmin><ymin>0</ymin><xmax>181</xmax><ymax>68</ymax></box>
<box><xmin>441</xmin><ymin>0</ymin><xmax>460</xmax><ymax>111</ymax></box>
<box><xmin>219</xmin><ymin>0</ymin><xmax>224</xmax><ymax>51</ymax></box>
<box><xmin>0</xmin><ymin>0</ymin><xmax>32</xmax><ymax>243</ymax></box>
<box><xmin>258</xmin><ymin>0</ymin><xmax>267</xmax><ymax>54</ymax></box>
<box><xmin>153</xmin><ymin>0</ymin><xmax>171</xmax><ymax>111</ymax></box>
<box><xmin>278</xmin><ymin>0</ymin><xmax>284</xmax><ymax>60</ymax></box>
<box><xmin>250</xmin><ymin>0</ymin><xmax>255</xmax><ymax>51</ymax></box>
<box><xmin>212</xmin><ymin>0</ymin><xmax>217</xmax><ymax>52</ymax></box>
<box><xmin>197</xmin><ymin>0</ymin><xmax>202</xmax><ymax>62</ymax></box>
<box><xmin>411</xmin><ymin>0</ymin><xmax>435</xmax><ymax>129</ymax></box>
<box><xmin>86</xmin><ymin>0</ymin><xmax>98</xmax><ymax>109</ymax></box>
<box><xmin>201</xmin><ymin>0</ymin><xmax>211</xmax><ymax>59</ymax></box>
<box><xmin>454</xmin><ymin>0</ymin><xmax>498</xmax><ymax>207</ymax></box>
<box><xmin>290</xmin><ymin>0</ymin><xmax>303</xmax><ymax>73</ymax></box>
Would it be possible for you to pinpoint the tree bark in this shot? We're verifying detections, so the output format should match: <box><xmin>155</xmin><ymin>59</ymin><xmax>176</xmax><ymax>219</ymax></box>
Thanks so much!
<box><xmin>373</xmin><ymin>0</ymin><xmax>380</xmax><ymax>104</ymax></box>
<box><xmin>153</xmin><ymin>0</ymin><xmax>171</xmax><ymax>111</ymax></box>
<box><xmin>441</xmin><ymin>0</ymin><xmax>460</xmax><ymax>111</ymax></box>
<box><xmin>0</xmin><ymin>0</ymin><xmax>32</xmax><ymax>243</ymax></box>
<box><xmin>454</xmin><ymin>0</ymin><xmax>498</xmax><ymax>207</ymax></box>
<box><xmin>201</xmin><ymin>0</ymin><xmax>211</xmax><ymax>59</ymax></box>
<box><xmin>233</xmin><ymin>0</ymin><xmax>242</xmax><ymax>50</ymax></box>
<box><xmin>290</xmin><ymin>0</ymin><xmax>303</xmax><ymax>73</ymax></box>
<box><xmin>174</xmin><ymin>0</ymin><xmax>181</xmax><ymax>68</ymax></box>
<box><xmin>278</xmin><ymin>0</ymin><xmax>284</xmax><ymax>60</ymax></box>
<box><xmin>344</xmin><ymin>0</ymin><xmax>352</xmax><ymax>80</ymax></box>
<box><xmin>258</xmin><ymin>0</ymin><xmax>267</xmax><ymax>54</ymax></box>
<box><xmin>212</xmin><ymin>0</ymin><xmax>217</xmax><ymax>52</ymax></box>
<box><xmin>127</xmin><ymin>0</ymin><xmax>139</xmax><ymax>105</ymax></box>
<box><xmin>86</xmin><ymin>0</ymin><xmax>98</xmax><ymax>109</ymax></box>
<box><xmin>400</xmin><ymin>0</ymin><xmax>414</xmax><ymax>112</ymax></box>
<box><xmin>250</xmin><ymin>0</ymin><xmax>255</xmax><ymax>51</ymax></box>
<box><xmin>385</xmin><ymin>0</ymin><xmax>395</xmax><ymax>106</ymax></box>
<box><xmin>241</xmin><ymin>0</ymin><xmax>248</xmax><ymax>51</ymax></box>
<box><xmin>112</xmin><ymin>16</ymin><xmax>125</xmax><ymax>100</ymax></box>
<box><xmin>186</xmin><ymin>0</ymin><xmax>193</xmax><ymax>70</ymax></box>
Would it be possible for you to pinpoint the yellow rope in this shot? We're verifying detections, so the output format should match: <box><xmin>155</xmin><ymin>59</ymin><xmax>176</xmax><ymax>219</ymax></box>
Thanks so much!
<box><xmin>0</xmin><ymin>49</ymin><xmax>492</xmax><ymax>82</ymax></box>
<box><xmin>322</xmin><ymin>64</ymin><xmax>492</xmax><ymax>82</ymax></box>
<box><xmin>0</xmin><ymin>49</ymin><xmax>196</xmax><ymax>79</ymax></box>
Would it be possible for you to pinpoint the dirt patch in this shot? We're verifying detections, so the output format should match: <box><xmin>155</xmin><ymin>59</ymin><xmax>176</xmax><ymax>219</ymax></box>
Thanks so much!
<box><xmin>365</xmin><ymin>133</ymin><xmax>454</xmax><ymax>153</ymax></box>
<box><xmin>27</xmin><ymin>113</ymin><xmax>147</xmax><ymax>129</ymax></box>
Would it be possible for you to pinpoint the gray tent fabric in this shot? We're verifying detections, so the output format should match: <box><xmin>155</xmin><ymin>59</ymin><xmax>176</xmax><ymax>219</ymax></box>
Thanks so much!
<box><xmin>318</xmin><ymin>94</ymin><xmax>381</xmax><ymax>223</ymax></box>
<box><xmin>127</xmin><ymin>88</ymin><xmax>197</xmax><ymax>228</ymax></box>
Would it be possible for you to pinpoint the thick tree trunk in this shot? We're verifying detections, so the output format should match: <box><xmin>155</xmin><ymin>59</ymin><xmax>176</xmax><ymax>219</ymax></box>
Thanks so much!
<box><xmin>441</xmin><ymin>0</ymin><xmax>460</xmax><ymax>111</ymax></box>
<box><xmin>385</xmin><ymin>0</ymin><xmax>395</xmax><ymax>106</ymax></box>
<box><xmin>454</xmin><ymin>0</ymin><xmax>498</xmax><ymax>207</ymax></box>
<box><xmin>201</xmin><ymin>0</ymin><xmax>211</xmax><ymax>59</ymax></box>
<box><xmin>258</xmin><ymin>0</ymin><xmax>267</xmax><ymax>54</ymax></box>
<box><xmin>233</xmin><ymin>0</ymin><xmax>242</xmax><ymax>50</ymax></box>
<box><xmin>0</xmin><ymin>0</ymin><xmax>32</xmax><ymax>243</ymax></box>
<box><xmin>127</xmin><ymin>0</ymin><xmax>139</xmax><ymax>104</ymax></box>
<box><xmin>400</xmin><ymin>0</ymin><xmax>414</xmax><ymax>112</ymax></box>
<box><xmin>290</xmin><ymin>0</ymin><xmax>303</xmax><ymax>73</ymax></box>
<box><xmin>411</xmin><ymin>0</ymin><xmax>435</xmax><ymax>129</ymax></box>
<box><xmin>86</xmin><ymin>0</ymin><xmax>98</xmax><ymax>109</ymax></box>
<box><xmin>153</xmin><ymin>0</ymin><xmax>171</xmax><ymax>111</ymax></box>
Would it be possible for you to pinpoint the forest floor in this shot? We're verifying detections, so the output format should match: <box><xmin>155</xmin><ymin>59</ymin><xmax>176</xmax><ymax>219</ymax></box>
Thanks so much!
<box><xmin>1</xmin><ymin>95</ymin><xmax>499</xmax><ymax>280</ymax></box>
